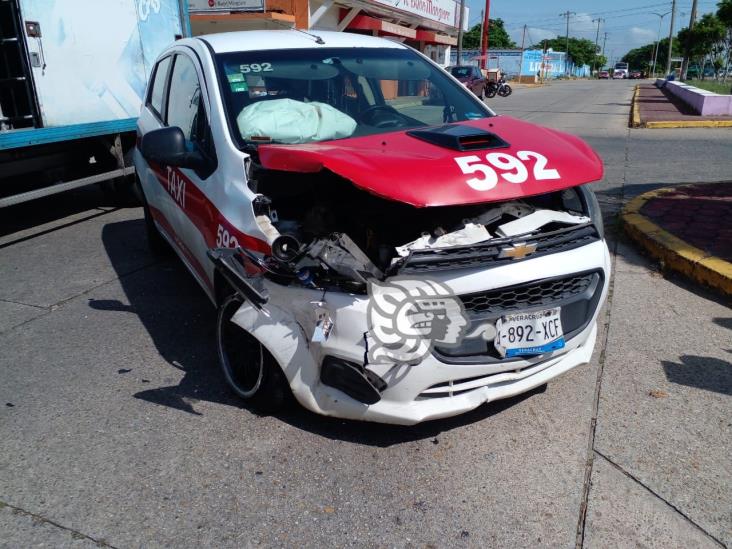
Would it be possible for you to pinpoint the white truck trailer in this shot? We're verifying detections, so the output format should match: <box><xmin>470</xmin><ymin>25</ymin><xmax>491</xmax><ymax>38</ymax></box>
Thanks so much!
<box><xmin>0</xmin><ymin>0</ymin><xmax>189</xmax><ymax>207</ymax></box>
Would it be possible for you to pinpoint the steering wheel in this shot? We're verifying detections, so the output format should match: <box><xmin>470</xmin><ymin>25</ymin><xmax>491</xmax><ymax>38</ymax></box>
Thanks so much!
<box><xmin>359</xmin><ymin>105</ymin><xmax>406</xmax><ymax>128</ymax></box>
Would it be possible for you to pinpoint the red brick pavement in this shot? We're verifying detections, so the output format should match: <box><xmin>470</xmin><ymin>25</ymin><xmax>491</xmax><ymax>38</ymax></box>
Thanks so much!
<box><xmin>637</xmin><ymin>83</ymin><xmax>732</xmax><ymax>123</ymax></box>
<box><xmin>639</xmin><ymin>182</ymin><xmax>732</xmax><ymax>262</ymax></box>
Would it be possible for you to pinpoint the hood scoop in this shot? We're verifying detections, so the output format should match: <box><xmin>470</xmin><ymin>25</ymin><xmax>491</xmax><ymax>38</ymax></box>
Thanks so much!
<box><xmin>407</xmin><ymin>123</ymin><xmax>510</xmax><ymax>151</ymax></box>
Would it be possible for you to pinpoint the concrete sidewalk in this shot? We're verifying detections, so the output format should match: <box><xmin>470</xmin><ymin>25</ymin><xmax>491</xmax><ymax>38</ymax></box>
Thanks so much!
<box><xmin>633</xmin><ymin>83</ymin><xmax>732</xmax><ymax>128</ymax></box>
<box><xmin>622</xmin><ymin>182</ymin><xmax>732</xmax><ymax>296</ymax></box>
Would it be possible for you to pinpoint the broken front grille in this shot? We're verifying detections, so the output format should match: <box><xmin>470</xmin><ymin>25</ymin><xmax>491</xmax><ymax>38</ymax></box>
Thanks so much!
<box><xmin>460</xmin><ymin>272</ymin><xmax>596</xmax><ymax>315</ymax></box>
<box><xmin>396</xmin><ymin>224</ymin><xmax>599</xmax><ymax>274</ymax></box>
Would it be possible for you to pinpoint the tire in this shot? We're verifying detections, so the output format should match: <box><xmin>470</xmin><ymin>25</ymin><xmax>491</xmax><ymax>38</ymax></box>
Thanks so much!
<box><xmin>479</xmin><ymin>87</ymin><xmax>486</xmax><ymax>101</ymax></box>
<box><xmin>216</xmin><ymin>294</ymin><xmax>290</xmax><ymax>413</ymax></box>
<box><xmin>486</xmin><ymin>86</ymin><xmax>497</xmax><ymax>98</ymax></box>
<box><xmin>498</xmin><ymin>85</ymin><xmax>512</xmax><ymax>97</ymax></box>
<box><xmin>141</xmin><ymin>186</ymin><xmax>171</xmax><ymax>256</ymax></box>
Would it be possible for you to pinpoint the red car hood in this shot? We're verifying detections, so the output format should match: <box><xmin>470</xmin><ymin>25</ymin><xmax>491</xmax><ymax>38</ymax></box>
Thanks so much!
<box><xmin>257</xmin><ymin>116</ymin><xmax>603</xmax><ymax>207</ymax></box>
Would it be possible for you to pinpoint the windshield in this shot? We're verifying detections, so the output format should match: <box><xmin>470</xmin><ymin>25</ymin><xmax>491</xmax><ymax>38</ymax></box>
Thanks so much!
<box><xmin>449</xmin><ymin>66</ymin><xmax>473</xmax><ymax>78</ymax></box>
<box><xmin>615</xmin><ymin>63</ymin><xmax>628</xmax><ymax>70</ymax></box>
<box><xmin>215</xmin><ymin>47</ymin><xmax>492</xmax><ymax>147</ymax></box>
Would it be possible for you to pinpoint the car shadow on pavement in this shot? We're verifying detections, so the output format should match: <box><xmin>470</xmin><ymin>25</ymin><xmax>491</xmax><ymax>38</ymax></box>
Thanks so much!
<box><xmin>661</xmin><ymin>355</ymin><xmax>732</xmax><ymax>396</ymax></box>
<box><xmin>94</xmin><ymin>218</ymin><xmax>243</xmax><ymax>416</ymax></box>
<box><xmin>96</xmin><ymin>218</ymin><xmax>548</xmax><ymax>444</ymax></box>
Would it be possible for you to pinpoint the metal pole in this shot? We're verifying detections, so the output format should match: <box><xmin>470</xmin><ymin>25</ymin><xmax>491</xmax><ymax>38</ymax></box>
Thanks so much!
<box><xmin>650</xmin><ymin>12</ymin><xmax>669</xmax><ymax>78</ymax></box>
<box><xmin>559</xmin><ymin>11</ymin><xmax>575</xmax><ymax>75</ymax></box>
<box><xmin>592</xmin><ymin>18</ymin><xmax>603</xmax><ymax>74</ymax></box>
<box><xmin>518</xmin><ymin>24</ymin><xmax>526</xmax><ymax>83</ymax></box>
<box><xmin>665</xmin><ymin>0</ymin><xmax>677</xmax><ymax>77</ymax></box>
<box><xmin>457</xmin><ymin>0</ymin><xmax>465</xmax><ymax>66</ymax></box>
<box><xmin>681</xmin><ymin>0</ymin><xmax>698</xmax><ymax>80</ymax></box>
<box><xmin>480</xmin><ymin>0</ymin><xmax>490</xmax><ymax>70</ymax></box>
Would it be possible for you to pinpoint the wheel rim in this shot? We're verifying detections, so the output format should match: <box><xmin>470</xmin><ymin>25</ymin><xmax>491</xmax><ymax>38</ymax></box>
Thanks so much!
<box><xmin>217</xmin><ymin>296</ymin><xmax>264</xmax><ymax>398</ymax></box>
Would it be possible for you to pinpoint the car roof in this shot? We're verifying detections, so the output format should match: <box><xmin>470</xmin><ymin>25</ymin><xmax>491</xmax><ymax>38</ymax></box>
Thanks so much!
<box><xmin>198</xmin><ymin>30</ymin><xmax>407</xmax><ymax>54</ymax></box>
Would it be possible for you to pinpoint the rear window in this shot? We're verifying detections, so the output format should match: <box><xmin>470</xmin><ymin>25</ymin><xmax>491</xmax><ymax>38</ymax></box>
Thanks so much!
<box><xmin>450</xmin><ymin>66</ymin><xmax>472</xmax><ymax>78</ymax></box>
<box><xmin>149</xmin><ymin>56</ymin><xmax>171</xmax><ymax>118</ymax></box>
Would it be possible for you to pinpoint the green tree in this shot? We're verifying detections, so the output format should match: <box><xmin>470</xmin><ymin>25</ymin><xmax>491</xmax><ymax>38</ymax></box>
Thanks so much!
<box><xmin>622</xmin><ymin>38</ymin><xmax>681</xmax><ymax>74</ymax></box>
<box><xmin>716</xmin><ymin>0</ymin><xmax>732</xmax><ymax>81</ymax></box>
<box><xmin>678</xmin><ymin>13</ymin><xmax>726</xmax><ymax>79</ymax></box>
<box><xmin>529</xmin><ymin>37</ymin><xmax>599</xmax><ymax>67</ymax></box>
<box><xmin>462</xmin><ymin>19</ymin><xmax>516</xmax><ymax>49</ymax></box>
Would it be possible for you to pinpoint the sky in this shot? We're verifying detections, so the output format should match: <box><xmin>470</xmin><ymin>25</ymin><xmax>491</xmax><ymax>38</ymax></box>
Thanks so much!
<box><xmin>464</xmin><ymin>0</ymin><xmax>722</xmax><ymax>63</ymax></box>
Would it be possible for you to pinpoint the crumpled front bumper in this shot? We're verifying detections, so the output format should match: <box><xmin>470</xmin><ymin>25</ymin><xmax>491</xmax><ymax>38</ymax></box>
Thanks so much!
<box><xmin>230</xmin><ymin>240</ymin><xmax>610</xmax><ymax>425</ymax></box>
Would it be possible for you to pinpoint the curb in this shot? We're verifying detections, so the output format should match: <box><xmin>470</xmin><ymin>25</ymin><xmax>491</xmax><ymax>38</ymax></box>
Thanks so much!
<box><xmin>645</xmin><ymin>119</ymin><xmax>732</xmax><ymax>128</ymax></box>
<box><xmin>631</xmin><ymin>84</ymin><xmax>641</xmax><ymax>128</ymax></box>
<box><xmin>621</xmin><ymin>185</ymin><xmax>732</xmax><ymax>296</ymax></box>
<box><xmin>632</xmin><ymin>84</ymin><xmax>732</xmax><ymax>129</ymax></box>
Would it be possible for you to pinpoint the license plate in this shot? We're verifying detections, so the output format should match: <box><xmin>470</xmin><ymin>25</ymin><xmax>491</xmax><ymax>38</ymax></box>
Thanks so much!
<box><xmin>494</xmin><ymin>307</ymin><xmax>565</xmax><ymax>358</ymax></box>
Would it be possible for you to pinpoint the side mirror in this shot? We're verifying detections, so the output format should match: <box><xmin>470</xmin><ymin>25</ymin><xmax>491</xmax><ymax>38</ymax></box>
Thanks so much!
<box><xmin>139</xmin><ymin>126</ymin><xmax>207</xmax><ymax>171</ymax></box>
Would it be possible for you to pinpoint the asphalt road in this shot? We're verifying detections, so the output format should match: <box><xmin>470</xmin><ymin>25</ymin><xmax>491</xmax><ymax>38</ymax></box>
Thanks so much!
<box><xmin>1</xmin><ymin>80</ymin><xmax>730</xmax><ymax>548</ymax></box>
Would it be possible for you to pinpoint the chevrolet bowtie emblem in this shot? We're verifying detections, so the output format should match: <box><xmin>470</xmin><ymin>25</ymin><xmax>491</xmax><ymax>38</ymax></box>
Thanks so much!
<box><xmin>499</xmin><ymin>242</ymin><xmax>538</xmax><ymax>260</ymax></box>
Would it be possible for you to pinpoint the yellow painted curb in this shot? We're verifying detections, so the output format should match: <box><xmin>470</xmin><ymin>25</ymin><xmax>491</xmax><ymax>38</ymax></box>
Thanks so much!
<box><xmin>620</xmin><ymin>184</ymin><xmax>732</xmax><ymax>296</ymax></box>
<box><xmin>631</xmin><ymin>84</ymin><xmax>641</xmax><ymax>128</ymax></box>
<box><xmin>645</xmin><ymin>119</ymin><xmax>732</xmax><ymax>128</ymax></box>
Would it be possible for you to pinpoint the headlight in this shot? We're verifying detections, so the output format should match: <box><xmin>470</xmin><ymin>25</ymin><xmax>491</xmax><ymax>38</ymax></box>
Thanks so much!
<box><xmin>576</xmin><ymin>184</ymin><xmax>604</xmax><ymax>239</ymax></box>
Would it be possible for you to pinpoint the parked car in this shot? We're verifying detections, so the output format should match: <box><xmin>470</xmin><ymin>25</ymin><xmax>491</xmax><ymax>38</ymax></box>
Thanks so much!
<box><xmin>598</xmin><ymin>70</ymin><xmax>610</xmax><ymax>79</ymax></box>
<box><xmin>447</xmin><ymin>65</ymin><xmax>487</xmax><ymax>99</ymax></box>
<box><xmin>629</xmin><ymin>70</ymin><xmax>643</xmax><ymax>79</ymax></box>
<box><xmin>135</xmin><ymin>30</ymin><xmax>610</xmax><ymax>425</ymax></box>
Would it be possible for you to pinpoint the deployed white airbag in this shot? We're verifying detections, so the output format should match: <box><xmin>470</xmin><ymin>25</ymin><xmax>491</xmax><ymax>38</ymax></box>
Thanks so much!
<box><xmin>237</xmin><ymin>98</ymin><xmax>357</xmax><ymax>144</ymax></box>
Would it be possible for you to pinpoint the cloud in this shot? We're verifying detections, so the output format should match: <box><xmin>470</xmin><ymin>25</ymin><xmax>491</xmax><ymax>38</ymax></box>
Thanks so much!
<box><xmin>628</xmin><ymin>27</ymin><xmax>657</xmax><ymax>43</ymax></box>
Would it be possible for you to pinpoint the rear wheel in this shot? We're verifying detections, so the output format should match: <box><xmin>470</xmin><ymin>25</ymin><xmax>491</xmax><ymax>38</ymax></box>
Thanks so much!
<box><xmin>486</xmin><ymin>85</ymin><xmax>497</xmax><ymax>98</ymax></box>
<box><xmin>216</xmin><ymin>294</ymin><xmax>290</xmax><ymax>412</ymax></box>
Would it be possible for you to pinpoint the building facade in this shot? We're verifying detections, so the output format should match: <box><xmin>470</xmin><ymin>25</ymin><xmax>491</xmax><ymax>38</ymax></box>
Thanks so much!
<box><xmin>187</xmin><ymin>0</ymin><xmax>466</xmax><ymax>65</ymax></box>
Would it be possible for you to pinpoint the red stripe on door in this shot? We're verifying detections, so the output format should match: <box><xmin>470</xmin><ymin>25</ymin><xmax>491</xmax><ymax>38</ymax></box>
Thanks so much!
<box><xmin>149</xmin><ymin>163</ymin><xmax>271</xmax><ymax>255</ymax></box>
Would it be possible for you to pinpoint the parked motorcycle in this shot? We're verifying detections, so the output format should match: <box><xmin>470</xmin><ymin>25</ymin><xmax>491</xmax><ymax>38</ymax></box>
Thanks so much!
<box><xmin>486</xmin><ymin>75</ymin><xmax>513</xmax><ymax>98</ymax></box>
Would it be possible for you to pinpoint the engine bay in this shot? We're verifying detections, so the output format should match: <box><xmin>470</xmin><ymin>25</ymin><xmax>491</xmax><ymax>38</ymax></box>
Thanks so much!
<box><xmin>248</xmin><ymin>167</ymin><xmax>598</xmax><ymax>292</ymax></box>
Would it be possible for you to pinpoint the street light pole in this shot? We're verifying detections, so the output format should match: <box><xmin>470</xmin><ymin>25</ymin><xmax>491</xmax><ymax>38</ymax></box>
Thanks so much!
<box><xmin>665</xmin><ymin>0</ymin><xmax>677</xmax><ymax>77</ymax></box>
<box><xmin>651</xmin><ymin>12</ymin><xmax>670</xmax><ymax>78</ymax></box>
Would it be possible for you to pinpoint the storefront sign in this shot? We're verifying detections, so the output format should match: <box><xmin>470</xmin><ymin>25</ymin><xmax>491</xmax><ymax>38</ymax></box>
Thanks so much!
<box><xmin>370</xmin><ymin>0</ymin><xmax>459</xmax><ymax>28</ymax></box>
<box><xmin>188</xmin><ymin>0</ymin><xmax>264</xmax><ymax>12</ymax></box>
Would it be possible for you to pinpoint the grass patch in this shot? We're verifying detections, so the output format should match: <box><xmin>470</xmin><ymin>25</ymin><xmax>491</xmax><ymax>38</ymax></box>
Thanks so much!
<box><xmin>686</xmin><ymin>79</ymin><xmax>732</xmax><ymax>95</ymax></box>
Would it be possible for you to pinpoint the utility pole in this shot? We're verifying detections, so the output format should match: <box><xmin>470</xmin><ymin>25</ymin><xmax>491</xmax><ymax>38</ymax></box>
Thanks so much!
<box><xmin>559</xmin><ymin>11</ymin><xmax>575</xmax><ymax>76</ymax></box>
<box><xmin>592</xmin><ymin>18</ymin><xmax>604</xmax><ymax>73</ymax></box>
<box><xmin>518</xmin><ymin>24</ymin><xmax>527</xmax><ymax>83</ymax></box>
<box><xmin>665</xmin><ymin>0</ymin><xmax>677</xmax><ymax>77</ymax></box>
<box><xmin>602</xmin><ymin>32</ymin><xmax>607</xmax><ymax>59</ymax></box>
<box><xmin>681</xmin><ymin>0</ymin><xmax>698</xmax><ymax>80</ymax></box>
<box><xmin>480</xmin><ymin>0</ymin><xmax>491</xmax><ymax>69</ymax></box>
<box><xmin>457</xmin><ymin>0</ymin><xmax>465</xmax><ymax>66</ymax></box>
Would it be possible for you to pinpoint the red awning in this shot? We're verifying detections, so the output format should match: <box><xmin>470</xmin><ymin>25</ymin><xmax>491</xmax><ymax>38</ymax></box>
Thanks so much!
<box><xmin>346</xmin><ymin>14</ymin><xmax>416</xmax><ymax>39</ymax></box>
<box><xmin>414</xmin><ymin>30</ymin><xmax>457</xmax><ymax>46</ymax></box>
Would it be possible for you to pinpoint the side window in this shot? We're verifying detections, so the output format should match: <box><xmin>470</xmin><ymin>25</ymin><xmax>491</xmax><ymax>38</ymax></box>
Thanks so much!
<box><xmin>149</xmin><ymin>56</ymin><xmax>171</xmax><ymax>118</ymax></box>
<box><xmin>166</xmin><ymin>55</ymin><xmax>202</xmax><ymax>141</ymax></box>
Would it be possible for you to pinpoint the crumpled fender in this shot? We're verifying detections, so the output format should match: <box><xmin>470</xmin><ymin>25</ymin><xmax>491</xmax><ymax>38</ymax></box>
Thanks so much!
<box><xmin>257</xmin><ymin>116</ymin><xmax>604</xmax><ymax>207</ymax></box>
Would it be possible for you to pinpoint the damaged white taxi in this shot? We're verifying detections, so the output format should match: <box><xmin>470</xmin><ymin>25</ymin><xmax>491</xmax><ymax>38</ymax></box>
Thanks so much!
<box><xmin>134</xmin><ymin>30</ymin><xmax>610</xmax><ymax>425</ymax></box>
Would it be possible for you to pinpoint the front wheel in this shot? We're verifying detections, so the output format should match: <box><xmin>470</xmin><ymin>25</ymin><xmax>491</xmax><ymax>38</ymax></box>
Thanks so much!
<box><xmin>216</xmin><ymin>294</ymin><xmax>290</xmax><ymax>412</ymax></box>
<box><xmin>498</xmin><ymin>84</ymin><xmax>512</xmax><ymax>97</ymax></box>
